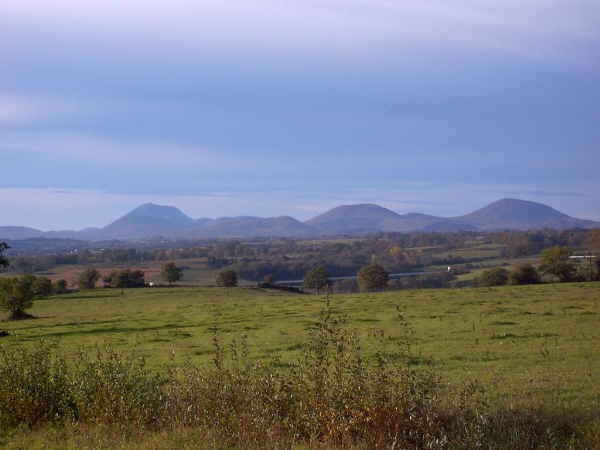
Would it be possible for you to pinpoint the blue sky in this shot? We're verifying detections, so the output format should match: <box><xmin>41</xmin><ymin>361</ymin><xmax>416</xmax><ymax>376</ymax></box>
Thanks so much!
<box><xmin>1</xmin><ymin>0</ymin><xmax>599</xmax><ymax>229</ymax></box>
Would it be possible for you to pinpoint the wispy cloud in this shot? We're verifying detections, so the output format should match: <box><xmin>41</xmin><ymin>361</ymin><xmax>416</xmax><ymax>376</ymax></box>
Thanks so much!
<box><xmin>0</xmin><ymin>94</ymin><xmax>87</xmax><ymax>125</ymax></box>
<box><xmin>0</xmin><ymin>131</ymin><xmax>242</xmax><ymax>170</ymax></box>
<box><xmin>2</xmin><ymin>0</ymin><xmax>598</xmax><ymax>68</ymax></box>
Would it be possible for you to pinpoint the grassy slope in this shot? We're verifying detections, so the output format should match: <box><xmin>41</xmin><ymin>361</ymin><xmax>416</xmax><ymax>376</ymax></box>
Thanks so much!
<box><xmin>1</xmin><ymin>283</ymin><xmax>599</xmax><ymax>402</ymax></box>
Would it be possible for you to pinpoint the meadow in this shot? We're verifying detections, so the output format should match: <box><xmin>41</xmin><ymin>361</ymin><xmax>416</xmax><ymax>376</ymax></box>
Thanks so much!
<box><xmin>2</xmin><ymin>282</ymin><xmax>599</xmax><ymax>403</ymax></box>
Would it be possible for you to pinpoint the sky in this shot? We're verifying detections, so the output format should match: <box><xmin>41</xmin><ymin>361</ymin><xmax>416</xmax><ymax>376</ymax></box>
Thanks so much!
<box><xmin>1</xmin><ymin>0</ymin><xmax>599</xmax><ymax>230</ymax></box>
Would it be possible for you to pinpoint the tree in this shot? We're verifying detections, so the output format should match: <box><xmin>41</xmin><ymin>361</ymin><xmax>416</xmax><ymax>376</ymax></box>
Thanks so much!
<box><xmin>126</xmin><ymin>269</ymin><xmax>145</xmax><ymax>288</ymax></box>
<box><xmin>105</xmin><ymin>269</ymin><xmax>145</xmax><ymax>289</ymax></box>
<box><xmin>539</xmin><ymin>246</ymin><xmax>575</xmax><ymax>282</ymax></box>
<box><xmin>79</xmin><ymin>268</ymin><xmax>100</xmax><ymax>289</ymax></box>
<box><xmin>0</xmin><ymin>276</ymin><xmax>35</xmax><ymax>320</ymax></box>
<box><xmin>216</xmin><ymin>269</ymin><xmax>238</xmax><ymax>287</ymax></box>
<box><xmin>509</xmin><ymin>263</ymin><xmax>540</xmax><ymax>285</ymax></box>
<box><xmin>0</xmin><ymin>242</ymin><xmax>9</xmax><ymax>268</ymax></box>
<box><xmin>55</xmin><ymin>279</ymin><xmax>68</xmax><ymax>294</ymax></box>
<box><xmin>477</xmin><ymin>267</ymin><xmax>509</xmax><ymax>287</ymax></box>
<box><xmin>303</xmin><ymin>266</ymin><xmax>329</xmax><ymax>293</ymax></box>
<box><xmin>32</xmin><ymin>276</ymin><xmax>53</xmax><ymax>297</ymax></box>
<box><xmin>357</xmin><ymin>264</ymin><xmax>389</xmax><ymax>292</ymax></box>
<box><xmin>161</xmin><ymin>262</ymin><xmax>182</xmax><ymax>285</ymax></box>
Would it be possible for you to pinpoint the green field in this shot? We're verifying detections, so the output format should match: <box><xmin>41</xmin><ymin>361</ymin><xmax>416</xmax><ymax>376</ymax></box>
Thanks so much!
<box><xmin>2</xmin><ymin>282</ymin><xmax>599</xmax><ymax>403</ymax></box>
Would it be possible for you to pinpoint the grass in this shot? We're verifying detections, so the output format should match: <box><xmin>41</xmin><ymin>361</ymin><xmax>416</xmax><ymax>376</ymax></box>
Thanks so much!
<box><xmin>1</xmin><ymin>282</ymin><xmax>599</xmax><ymax>404</ymax></box>
<box><xmin>1</xmin><ymin>283</ymin><xmax>599</xmax><ymax>448</ymax></box>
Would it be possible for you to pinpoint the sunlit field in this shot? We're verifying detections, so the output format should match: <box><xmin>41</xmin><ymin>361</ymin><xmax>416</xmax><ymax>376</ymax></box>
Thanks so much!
<box><xmin>2</xmin><ymin>282</ymin><xmax>599</xmax><ymax>402</ymax></box>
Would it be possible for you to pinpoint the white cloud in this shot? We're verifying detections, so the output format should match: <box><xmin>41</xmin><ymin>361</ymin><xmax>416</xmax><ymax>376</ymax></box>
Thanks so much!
<box><xmin>1</xmin><ymin>0</ymin><xmax>598</xmax><ymax>68</ymax></box>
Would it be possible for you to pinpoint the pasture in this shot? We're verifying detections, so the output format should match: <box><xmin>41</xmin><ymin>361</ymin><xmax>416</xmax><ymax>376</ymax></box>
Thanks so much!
<box><xmin>2</xmin><ymin>282</ymin><xmax>599</xmax><ymax>402</ymax></box>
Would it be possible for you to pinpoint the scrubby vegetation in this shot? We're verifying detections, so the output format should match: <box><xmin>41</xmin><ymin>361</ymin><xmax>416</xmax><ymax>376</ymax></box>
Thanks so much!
<box><xmin>215</xmin><ymin>269</ymin><xmax>238</xmax><ymax>287</ymax></box>
<box><xmin>477</xmin><ymin>267</ymin><xmax>509</xmax><ymax>286</ymax></box>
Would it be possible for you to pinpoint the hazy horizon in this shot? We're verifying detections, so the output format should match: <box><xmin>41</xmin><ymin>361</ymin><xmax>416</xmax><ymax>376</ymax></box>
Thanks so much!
<box><xmin>1</xmin><ymin>196</ymin><xmax>598</xmax><ymax>232</ymax></box>
<box><xmin>2</xmin><ymin>1</ymin><xmax>599</xmax><ymax>229</ymax></box>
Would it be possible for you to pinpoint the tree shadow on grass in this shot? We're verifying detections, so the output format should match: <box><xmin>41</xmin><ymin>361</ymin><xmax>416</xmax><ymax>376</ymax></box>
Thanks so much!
<box><xmin>3</xmin><ymin>311</ymin><xmax>37</xmax><ymax>321</ymax></box>
<box><xmin>70</xmin><ymin>293</ymin><xmax>122</xmax><ymax>300</ymax></box>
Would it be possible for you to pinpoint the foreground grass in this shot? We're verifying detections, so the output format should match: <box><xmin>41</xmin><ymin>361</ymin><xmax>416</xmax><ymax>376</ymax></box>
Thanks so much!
<box><xmin>1</xmin><ymin>291</ymin><xmax>600</xmax><ymax>449</ymax></box>
<box><xmin>2</xmin><ymin>283</ymin><xmax>599</xmax><ymax>403</ymax></box>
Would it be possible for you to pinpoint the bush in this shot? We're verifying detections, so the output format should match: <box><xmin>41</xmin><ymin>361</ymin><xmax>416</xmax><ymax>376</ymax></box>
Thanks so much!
<box><xmin>161</xmin><ymin>262</ymin><xmax>183</xmax><ymax>285</ymax></box>
<box><xmin>540</xmin><ymin>246</ymin><xmax>576</xmax><ymax>282</ymax></box>
<box><xmin>401</xmin><ymin>273</ymin><xmax>456</xmax><ymax>290</ymax></box>
<box><xmin>303</xmin><ymin>266</ymin><xmax>329</xmax><ymax>293</ymax></box>
<box><xmin>509</xmin><ymin>263</ymin><xmax>540</xmax><ymax>285</ymax></box>
<box><xmin>216</xmin><ymin>269</ymin><xmax>238</xmax><ymax>287</ymax></box>
<box><xmin>477</xmin><ymin>267</ymin><xmax>509</xmax><ymax>287</ymax></box>
<box><xmin>0</xmin><ymin>276</ymin><xmax>35</xmax><ymax>320</ymax></box>
<box><xmin>32</xmin><ymin>276</ymin><xmax>53</xmax><ymax>297</ymax></box>
<box><xmin>357</xmin><ymin>264</ymin><xmax>388</xmax><ymax>292</ymax></box>
<box><xmin>55</xmin><ymin>279</ymin><xmax>69</xmax><ymax>294</ymax></box>
<box><xmin>78</xmin><ymin>268</ymin><xmax>100</xmax><ymax>289</ymax></box>
<box><xmin>104</xmin><ymin>269</ymin><xmax>145</xmax><ymax>288</ymax></box>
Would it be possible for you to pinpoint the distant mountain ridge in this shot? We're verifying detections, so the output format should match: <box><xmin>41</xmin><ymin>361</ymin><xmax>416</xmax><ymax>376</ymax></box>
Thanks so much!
<box><xmin>0</xmin><ymin>199</ymin><xmax>597</xmax><ymax>241</ymax></box>
<box><xmin>454</xmin><ymin>198</ymin><xmax>598</xmax><ymax>231</ymax></box>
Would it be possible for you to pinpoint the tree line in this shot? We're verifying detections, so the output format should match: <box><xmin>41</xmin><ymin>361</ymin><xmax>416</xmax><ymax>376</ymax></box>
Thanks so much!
<box><xmin>5</xmin><ymin>229</ymin><xmax>596</xmax><ymax>279</ymax></box>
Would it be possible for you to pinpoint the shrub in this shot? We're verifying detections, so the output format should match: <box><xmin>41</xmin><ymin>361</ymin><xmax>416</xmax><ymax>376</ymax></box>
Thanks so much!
<box><xmin>509</xmin><ymin>263</ymin><xmax>540</xmax><ymax>285</ymax></box>
<box><xmin>161</xmin><ymin>262</ymin><xmax>183</xmax><ymax>285</ymax></box>
<box><xmin>55</xmin><ymin>279</ymin><xmax>68</xmax><ymax>294</ymax></box>
<box><xmin>0</xmin><ymin>241</ymin><xmax>8</xmax><ymax>268</ymax></box>
<box><xmin>216</xmin><ymin>269</ymin><xmax>238</xmax><ymax>287</ymax></box>
<box><xmin>303</xmin><ymin>266</ymin><xmax>329</xmax><ymax>293</ymax></box>
<box><xmin>32</xmin><ymin>276</ymin><xmax>53</xmax><ymax>297</ymax></box>
<box><xmin>104</xmin><ymin>269</ymin><xmax>145</xmax><ymax>288</ymax></box>
<box><xmin>401</xmin><ymin>273</ymin><xmax>456</xmax><ymax>290</ymax></box>
<box><xmin>78</xmin><ymin>268</ymin><xmax>100</xmax><ymax>289</ymax></box>
<box><xmin>477</xmin><ymin>267</ymin><xmax>509</xmax><ymax>287</ymax></box>
<box><xmin>357</xmin><ymin>264</ymin><xmax>388</xmax><ymax>292</ymax></box>
<box><xmin>0</xmin><ymin>276</ymin><xmax>35</xmax><ymax>320</ymax></box>
<box><xmin>0</xmin><ymin>343</ymin><xmax>73</xmax><ymax>428</ymax></box>
<box><xmin>540</xmin><ymin>246</ymin><xmax>576</xmax><ymax>282</ymax></box>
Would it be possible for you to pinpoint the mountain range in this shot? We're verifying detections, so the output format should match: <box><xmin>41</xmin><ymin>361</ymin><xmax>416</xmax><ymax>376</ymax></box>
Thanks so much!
<box><xmin>1</xmin><ymin>198</ymin><xmax>597</xmax><ymax>242</ymax></box>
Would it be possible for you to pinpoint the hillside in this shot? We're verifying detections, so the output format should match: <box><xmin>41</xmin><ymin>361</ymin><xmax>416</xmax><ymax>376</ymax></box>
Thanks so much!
<box><xmin>456</xmin><ymin>198</ymin><xmax>598</xmax><ymax>230</ymax></box>
<box><xmin>1</xmin><ymin>198</ymin><xmax>597</xmax><ymax>242</ymax></box>
<box><xmin>187</xmin><ymin>216</ymin><xmax>315</xmax><ymax>238</ymax></box>
<box><xmin>0</xmin><ymin>226</ymin><xmax>44</xmax><ymax>240</ymax></box>
<box><xmin>306</xmin><ymin>204</ymin><xmax>401</xmax><ymax>234</ymax></box>
<box><xmin>100</xmin><ymin>203</ymin><xmax>197</xmax><ymax>240</ymax></box>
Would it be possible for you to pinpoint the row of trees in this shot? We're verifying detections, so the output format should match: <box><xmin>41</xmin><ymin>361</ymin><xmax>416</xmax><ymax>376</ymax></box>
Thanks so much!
<box><xmin>477</xmin><ymin>245</ymin><xmax>600</xmax><ymax>287</ymax></box>
<box><xmin>0</xmin><ymin>274</ymin><xmax>68</xmax><ymax>320</ymax></box>
<box><xmin>477</xmin><ymin>265</ymin><xmax>539</xmax><ymax>287</ymax></box>
<box><xmin>10</xmin><ymin>228</ymin><xmax>596</xmax><ymax>275</ymax></box>
<box><xmin>77</xmin><ymin>263</ymin><xmax>184</xmax><ymax>289</ymax></box>
<box><xmin>303</xmin><ymin>264</ymin><xmax>390</xmax><ymax>293</ymax></box>
<box><xmin>212</xmin><ymin>264</ymin><xmax>390</xmax><ymax>292</ymax></box>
